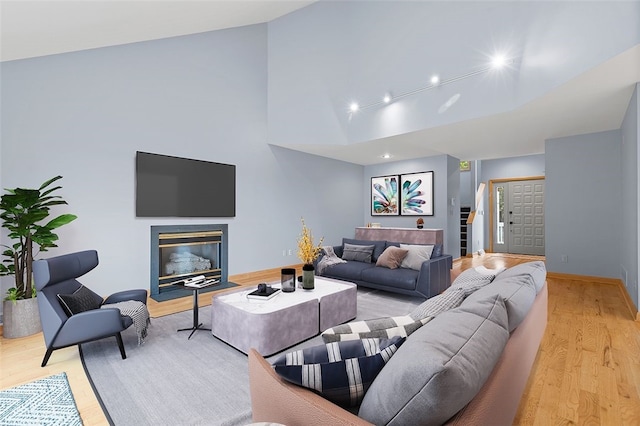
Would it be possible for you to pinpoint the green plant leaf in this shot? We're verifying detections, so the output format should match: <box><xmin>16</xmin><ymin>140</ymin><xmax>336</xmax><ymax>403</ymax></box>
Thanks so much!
<box><xmin>38</xmin><ymin>175</ymin><xmax>63</xmax><ymax>191</ymax></box>
<box><xmin>43</xmin><ymin>214</ymin><xmax>77</xmax><ymax>230</ymax></box>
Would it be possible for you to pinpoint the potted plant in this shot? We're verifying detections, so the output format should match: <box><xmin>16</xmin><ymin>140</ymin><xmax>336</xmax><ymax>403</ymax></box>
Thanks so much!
<box><xmin>0</xmin><ymin>176</ymin><xmax>77</xmax><ymax>338</ymax></box>
<box><xmin>297</xmin><ymin>218</ymin><xmax>324</xmax><ymax>290</ymax></box>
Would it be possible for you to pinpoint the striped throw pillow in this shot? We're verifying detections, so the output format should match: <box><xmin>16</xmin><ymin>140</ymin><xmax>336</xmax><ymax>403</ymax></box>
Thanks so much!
<box><xmin>272</xmin><ymin>337</ymin><xmax>405</xmax><ymax>407</ymax></box>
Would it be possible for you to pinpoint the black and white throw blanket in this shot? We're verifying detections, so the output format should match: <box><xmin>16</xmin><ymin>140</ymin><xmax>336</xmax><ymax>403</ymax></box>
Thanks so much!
<box><xmin>317</xmin><ymin>246</ymin><xmax>347</xmax><ymax>275</ymax></box>
<box><xmin>101</xmin><ymin>300</ymin><xmax>151</xmax><ymax>345</ymax></box>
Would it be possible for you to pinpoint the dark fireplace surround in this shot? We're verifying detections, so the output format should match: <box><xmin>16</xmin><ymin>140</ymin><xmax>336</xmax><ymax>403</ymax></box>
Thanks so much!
<box><xmin>150</xmin><ymin>224</ymin><xmax>230</xmax><ymax>302</ymax></box>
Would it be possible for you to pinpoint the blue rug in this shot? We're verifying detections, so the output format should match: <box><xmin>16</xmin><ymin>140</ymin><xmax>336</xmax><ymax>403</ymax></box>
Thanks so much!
<box><xmin>0</xmin><ymin>373</ymin><xmax>82</xmax><ymax>425</ymax></box>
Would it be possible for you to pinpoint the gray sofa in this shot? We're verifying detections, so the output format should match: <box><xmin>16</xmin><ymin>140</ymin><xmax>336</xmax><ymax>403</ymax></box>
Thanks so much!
<box><xmin>249</xmin><ymin>260</ymin><xmax>548</xmax><ymax>426</ymax></box>
<box><xmin>316</xmin><ymin>238</ymin><xmax>452</xmax><ymax>299</ymax></box>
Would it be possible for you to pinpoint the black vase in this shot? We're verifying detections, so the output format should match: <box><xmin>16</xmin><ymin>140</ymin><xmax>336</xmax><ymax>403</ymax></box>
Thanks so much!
<box><xmin>302</xmin><ymin>264</ymin><xmax>315</xmax><ymax>290</ymax></box>
<box><xmin>281</xmin><ymin>268</ymin><xmax>296</xmax><ymax>292</ymax></box>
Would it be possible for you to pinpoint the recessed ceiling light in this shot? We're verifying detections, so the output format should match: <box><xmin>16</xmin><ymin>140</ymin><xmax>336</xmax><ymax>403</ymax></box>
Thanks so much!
<box><xmin>380</xmin><ymin>153</ymin><xmax>393</xmax><ymax>159</ymax></box>
<box><xmin>349</xmin><ymin>102</ymin><xmax>359</xmax><ymax>112</ymax></box>
<box><xmin>430</xmin><ymin>75</ymin><xmax>440</xmax><ymax>85</ymax></box>
<box><xmin>383</xmin><ymin>94</ymin><xmax>391</xmax><ymax>103</ymax></box>
<box><xmin>491</xmin><ymin>54</ymin><xmax>507</xmax><ymax>68</ymax></box>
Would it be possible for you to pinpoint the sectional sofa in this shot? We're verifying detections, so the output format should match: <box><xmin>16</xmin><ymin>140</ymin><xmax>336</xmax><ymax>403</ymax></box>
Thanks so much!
<box><xmin>248</xmin><ymin>261</ymin><xmax>548</xmax><ymax>425</ymax></box>
<box><xmin>315</xmin><ymin>238</ymin><xmax>452</xmax><ymax>299</ymax></box>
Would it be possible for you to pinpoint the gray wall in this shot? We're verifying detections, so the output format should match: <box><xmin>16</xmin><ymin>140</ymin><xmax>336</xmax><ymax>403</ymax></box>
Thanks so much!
<box><xmin>545</xmin><ymin>130</ymin><xmax>622</xmax><ymax>278</ymax></box>
<box><xmin>480</xmin><ymin>155</ymin><xmax>546</xmax><ymax>182</ymax></box>
<box><xmin>459</xmin><ymin>164</ymin><xmax>474</xmax><ymax>208</ymax></box>
<box><xmin>620</xmin><ymin>83</ymin><xmax>639</xmax><ymax>309</ymax></box>
<box><xmin>446</xmin><ymin>155</ymin><xmax>462</xmax><ymax>257</ymax></box>
<box><xmin>363</xmin><ymin>155</ymin><xmax>455</xmax><ymax>254</ymax></box>
<box><xmin>0</xmin><ymin>25</ymin><xmax>363</xmax><ymax>302</ymax></box>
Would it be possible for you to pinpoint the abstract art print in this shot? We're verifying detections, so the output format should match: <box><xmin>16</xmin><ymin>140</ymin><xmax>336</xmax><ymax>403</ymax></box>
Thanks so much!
<box><xmin>371</xmin><ymin>175</ymin><xmax>399</xmax><ymax>215</ymax></box>
<box><xmin>400</xmin><ymin>171</ymin><xmax>434</xmax><ymax>216</ymax></box>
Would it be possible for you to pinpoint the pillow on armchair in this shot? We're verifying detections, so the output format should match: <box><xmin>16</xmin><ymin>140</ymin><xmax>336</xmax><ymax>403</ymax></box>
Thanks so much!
<box><xmin>57</xmin><ymin>285</ymin><xmax>103</xmax><ymax>316</ymax></box>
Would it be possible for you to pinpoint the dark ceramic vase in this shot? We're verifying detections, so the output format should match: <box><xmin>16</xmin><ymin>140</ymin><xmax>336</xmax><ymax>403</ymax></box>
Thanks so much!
<box><xmin>302</xmin><ymin>264</ymin><xmax>315</xmax><ymax>290</ymax></box>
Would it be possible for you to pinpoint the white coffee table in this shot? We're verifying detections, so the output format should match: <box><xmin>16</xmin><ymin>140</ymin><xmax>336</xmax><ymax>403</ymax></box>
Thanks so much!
<box><xmin>210</xmin><ymin>277</ymin><xmax>357</xmax><ymax>356</ymax></box>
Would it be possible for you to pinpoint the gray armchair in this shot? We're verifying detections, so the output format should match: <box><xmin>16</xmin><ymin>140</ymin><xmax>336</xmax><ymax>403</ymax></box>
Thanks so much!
<box><xmin>33</xmin><ymin>250</ymin><xmax>148</xmax><ymax>367</ymax></box>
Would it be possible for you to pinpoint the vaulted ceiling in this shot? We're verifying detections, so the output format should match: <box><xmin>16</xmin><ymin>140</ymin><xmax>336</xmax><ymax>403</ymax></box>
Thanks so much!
<box><xmin>2</xmin><ymin>1</ymin><xmax>638</xmax><ymax>165</ymax></box>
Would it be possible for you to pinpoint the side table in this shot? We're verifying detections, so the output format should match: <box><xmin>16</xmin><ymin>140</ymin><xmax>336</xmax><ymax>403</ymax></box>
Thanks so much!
<box><xmin>177</xmin><ymin>282</ymin><xmax>216</xmax><ymax>339</ymax></box>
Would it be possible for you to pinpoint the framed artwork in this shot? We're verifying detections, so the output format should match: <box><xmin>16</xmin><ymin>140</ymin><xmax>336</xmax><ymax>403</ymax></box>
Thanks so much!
<box><xmin>400</xmin><ymin>171</ymin><xmax>434</xmax><ymax>216</ymax></box>
<box><xmin>371</xmin><ymin>175</ymin><xmax>399</xmax><ymax>215</ymax></box>
<box><xmin>460</xmin><ymin>160</ymin><xmax>470</xmax><ymax>171</ymax></box>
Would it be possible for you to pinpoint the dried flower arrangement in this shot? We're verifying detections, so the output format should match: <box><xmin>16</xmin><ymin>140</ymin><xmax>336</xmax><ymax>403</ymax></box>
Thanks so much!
<box><xmin>297</xmin><ymin>217</ymin><xmax>324</xmax><ymax>265</ymax></box>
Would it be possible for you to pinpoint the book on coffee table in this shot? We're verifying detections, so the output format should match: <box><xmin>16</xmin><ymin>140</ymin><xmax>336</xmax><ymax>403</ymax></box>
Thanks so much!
<box><xmin>246</xmin><ymin>287</ymin><xmax>280</xmax><ymax>300</ymax></box>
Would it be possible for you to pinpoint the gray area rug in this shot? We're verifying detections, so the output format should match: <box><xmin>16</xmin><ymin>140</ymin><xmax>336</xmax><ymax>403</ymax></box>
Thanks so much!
<box><xmin>81</xmin><ymin>288</ymin><xmax>423</xmax><ymax>425</ymax></box>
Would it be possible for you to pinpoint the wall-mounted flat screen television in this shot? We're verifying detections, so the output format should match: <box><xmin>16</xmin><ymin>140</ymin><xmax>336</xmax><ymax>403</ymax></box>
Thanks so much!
<box><xmin>136</xmin><ymin>151</ymin><xmax>236</xmax><ymax>217</ymax></box>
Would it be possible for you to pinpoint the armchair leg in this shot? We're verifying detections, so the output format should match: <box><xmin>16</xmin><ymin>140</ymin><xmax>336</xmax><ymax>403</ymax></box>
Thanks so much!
<box><xmin>116</xmin><ymin>332</ymin><xmax>127</xmax><ymax>360</ymax></box>
<box><xmin>41</xmin><ymin>347</ymin><xmax>54</xmax><ymax>367</ymax></box>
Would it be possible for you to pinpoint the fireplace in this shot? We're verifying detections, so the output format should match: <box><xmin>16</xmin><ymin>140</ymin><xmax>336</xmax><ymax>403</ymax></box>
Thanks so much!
<box><xmin>150</xmin><ymin>224</ymin><xmax>230</xmax><ymax>301</ymax></box>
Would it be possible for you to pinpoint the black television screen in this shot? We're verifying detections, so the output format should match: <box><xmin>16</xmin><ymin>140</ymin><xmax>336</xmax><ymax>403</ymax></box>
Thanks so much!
<box><xmin>136</xmin><ymin>151</ymin><xmax>236</xmax><ymax>217</ymax></box>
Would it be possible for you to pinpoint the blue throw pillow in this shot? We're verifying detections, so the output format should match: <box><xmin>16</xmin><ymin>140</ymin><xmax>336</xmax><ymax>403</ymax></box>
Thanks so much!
<box><xmin>342</xmin><ymin>238</ymin><xmax>386</xmax><ymax>262</ymax></box>
<box><xmin>342</xmin><ymin>243</ymin><xmax>375</xmax><ymax>263</ymax></box>
<box><xmin>272</xmin><ymin>336</ymin><xmax>405</xmax><ymax>407</ymax></box>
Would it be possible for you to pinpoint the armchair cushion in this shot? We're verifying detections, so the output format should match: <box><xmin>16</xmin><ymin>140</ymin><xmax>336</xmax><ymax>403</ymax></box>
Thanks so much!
<box><xmin>57</xmin><ymin>285</ymin><xmax>103</xmax><ymax>316</ymax></box>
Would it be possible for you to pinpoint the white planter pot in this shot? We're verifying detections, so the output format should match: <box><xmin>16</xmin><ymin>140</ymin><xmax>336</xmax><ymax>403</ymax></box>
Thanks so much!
<box><xmin>2</xmin><ymin>298</ymin><xmax>42</xmax><ymax>338</ymax></box>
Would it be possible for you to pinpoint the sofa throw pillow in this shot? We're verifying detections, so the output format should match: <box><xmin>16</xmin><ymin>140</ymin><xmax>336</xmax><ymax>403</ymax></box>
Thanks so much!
<box><xmin>342</xmin><ymin>238</ymin><xmax>386</xmax><ymax>262</ymax></box>
<box><xmin>409</xmin><ymin>288</ymin><xmax>466</xmax><ymax>320</ymax></box>
<box><xmin>432</xmin><ymin>243</ymin><xmax>443</xmax><ymax>258</ymax></box>
<box><xmin>342</xmin><ymin>243</ymin><xmax>375</xmax><ymax>263</ymax></box>
<box><xmin>492</xmin><ymin>261</ymin><xmax>546</xmax><ymax>293</ymax></box>
<box><xmin>57</xmin><ymin>285</ymin><xmax>102</xmax><ymax>316</ymax></box>
<box><xmin>399</xmin><ymin>244</ymin><xmax>434</xmax><ymax>270</ymax></box>
<box><xmin>273</xmin><ymin>336</ymin><xmax>405</xmax><ymax>407</ymax></box>
<box><xmin>322</xmin><ymin>315</ymin><xmax>432</xmax><ymax>343</ymax></box>
<box><xmin>376</xmin><ymin>246</ymin><xmax>409</xmax><ymax>269</ymax></box>
<box><xmin>447</xmin><ymin>265</ymin><xmax>503</xmax><ymax>296</ymax></box>
<box><xmin>358</xmin><ymin>295</ymin><xmax>510</xmax><ymax>426</ymax></box>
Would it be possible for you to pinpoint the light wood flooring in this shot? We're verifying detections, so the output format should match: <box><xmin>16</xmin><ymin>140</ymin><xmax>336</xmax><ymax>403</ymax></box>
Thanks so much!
<box><xmin>1</xmin><ymin>255</ymin><xmax>639</xmax><ymax>425</ymax></box>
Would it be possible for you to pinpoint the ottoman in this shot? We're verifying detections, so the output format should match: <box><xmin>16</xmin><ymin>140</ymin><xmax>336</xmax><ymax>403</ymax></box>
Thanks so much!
<box><xmin>211</xmin><ymin>277</ymin><xmax>357</xmax><ymax>356</ymax></box>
